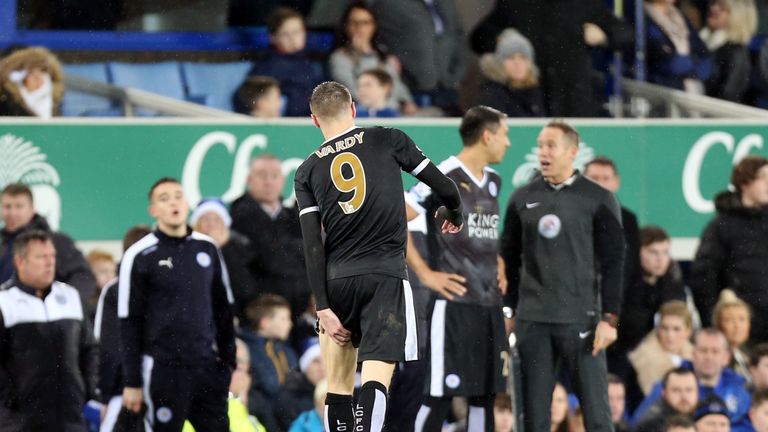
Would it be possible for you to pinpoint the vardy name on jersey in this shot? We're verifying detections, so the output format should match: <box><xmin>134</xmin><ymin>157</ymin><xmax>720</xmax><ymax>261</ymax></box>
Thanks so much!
<box><xmin>314</xmin><ymin>131</ymin><xmax>365</xmax><ymax>158</ymax></box>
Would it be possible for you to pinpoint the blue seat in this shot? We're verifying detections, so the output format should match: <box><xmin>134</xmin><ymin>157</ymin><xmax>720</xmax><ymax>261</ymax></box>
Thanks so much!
<box><xmin>181</xmin><ymin>62</ymin><xmax>253</xmax><ymax>111</ymax></box>
<box><xmin>61</xmin><ymin>63</ymin><xmax>120</xmax><ymax>117</ymax></box>
<box><xmin>108</xmin><ymin>62</ymin><xmax>185</xmax><ymax>116</ymax></box>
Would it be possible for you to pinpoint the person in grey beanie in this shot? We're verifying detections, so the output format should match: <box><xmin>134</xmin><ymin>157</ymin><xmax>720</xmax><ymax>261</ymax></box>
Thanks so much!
<box><xmin>478</xmin><ymin>28</ymin><xmax>545</xmax><ymax>117</ymax></box>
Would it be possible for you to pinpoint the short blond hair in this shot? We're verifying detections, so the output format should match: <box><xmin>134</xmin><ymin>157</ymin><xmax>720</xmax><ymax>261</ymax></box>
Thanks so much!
<box><xmin>722</xmin><ymin>0</ymin><xmax>758</xmax><ymax>44</ymax></box>
<box><xmin>310</xmin><ymin>81</ymin><xmax>352</xmax><ymax>119</ymax></box>
<box><xmin>712</xmin><ymin>289</ymin><xmax>751</xmax><ymax>329</ymax></box>
<box><xmin>659</xmin><ymin>300</ymin><xmax>693</xmax><ymax>330</ymax></box>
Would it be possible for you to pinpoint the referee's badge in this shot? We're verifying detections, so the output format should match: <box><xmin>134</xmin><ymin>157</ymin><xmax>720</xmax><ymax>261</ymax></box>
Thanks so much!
<box><xmin>488</xmin><ymin>182</ymin><xmax>498</xmax><ymax>197</ymax></box>
<box><xmin>445</xmin><ymin>374</ymin><xmax>461</xmax><ymax>389</ymax></box>
<box><xmin>156</xmin><ymin>406</ymin><xmax>173</xmax><ymax>423</ymax></box>
<box><xmin>196</xmin><ymin>252</ymin><xmax>212</xmax><ymax>268</ymax></box>
<box><xmin>538</xmin><ymin>214</ymin><xmax>562</xmax><ymax>239</ymax></box>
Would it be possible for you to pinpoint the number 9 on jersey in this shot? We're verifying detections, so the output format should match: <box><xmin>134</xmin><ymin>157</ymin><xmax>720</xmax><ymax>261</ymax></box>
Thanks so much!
<box><xmin>330</xmin><ymin>152</ymin><xmax>367</xmax><ymax>214</ymax></box>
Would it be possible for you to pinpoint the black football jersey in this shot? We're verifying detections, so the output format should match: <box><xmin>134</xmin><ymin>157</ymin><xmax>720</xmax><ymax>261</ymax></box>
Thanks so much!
<box><xmin>406</xmin><ymin>156</ymin><xmax>503</xmax><ymax>307</ymax></box>
<box><xmin>295</xmin><ymin>126</ymin><xmax>428</xmax><ymax>281</ymax></box>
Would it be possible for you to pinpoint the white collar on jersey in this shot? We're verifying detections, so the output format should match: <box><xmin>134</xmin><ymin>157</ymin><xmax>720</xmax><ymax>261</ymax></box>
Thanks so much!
<box><xmin>547</xmin><ymin>172</ymin><xmax>579</xmax><ymax>190</ymax></box>
<box><xmin>321</xmin><ymin>125</ymin><xmax>360</xmax><ymax>146</ymax></box>
<box><xmin>449</xmin><ymin>155</ymin><xmax>490</xmax><ymax>188</ymax></box>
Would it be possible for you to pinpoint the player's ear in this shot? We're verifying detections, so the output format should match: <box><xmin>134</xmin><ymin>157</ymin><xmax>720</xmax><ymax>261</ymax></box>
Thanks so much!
<box><xmin>351</xmin><ymin>101</ymin><xmax>357</xmax><ymax>119</ymax></box>
<box><xmin>311</xmin><ymin>113</ymin><xmax>321</xmax><ymax>129</ymax></box>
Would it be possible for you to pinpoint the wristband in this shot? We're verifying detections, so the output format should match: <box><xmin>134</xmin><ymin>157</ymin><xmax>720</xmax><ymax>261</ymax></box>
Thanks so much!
<box><xmin>601</xmin><ymin>312</ymin><xmax>619</xmax><ymax>328</ymax></box>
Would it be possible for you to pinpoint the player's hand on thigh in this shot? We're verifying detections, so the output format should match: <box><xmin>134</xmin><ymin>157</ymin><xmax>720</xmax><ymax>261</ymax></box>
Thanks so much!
<box><xmin>122</xmin><ymin>387</ymin><xmax>143</xmax><ymax>413</ymax></box>
<box><xmin>317</xmin><ymin>308</ymin><xmax>352</xmax><ymax>346</ymax></box>
<box><xmin>421</xmin><ymin>269</ymin><xmax>466</xmax><ymax>300</ymax></box>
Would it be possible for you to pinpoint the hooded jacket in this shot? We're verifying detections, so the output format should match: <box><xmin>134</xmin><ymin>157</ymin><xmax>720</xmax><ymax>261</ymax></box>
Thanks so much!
<box><xmin>477</xmin><ymin>54</ymin><xmax>545</xmax><ymax>117</ymax></box>
<box><xmin>0</xmin><ymin>46</ymin><xmax>64</xmax><ymax>117</ymax></box>
<box><xmin>0</xmin><ymin>214</ymin><xmax>97</xmax><ymax>301</ymax></box>
<box><xmin>690</xmin><ymin>191</ymin><xmax>768</xmax><ymax>342</ymax></box>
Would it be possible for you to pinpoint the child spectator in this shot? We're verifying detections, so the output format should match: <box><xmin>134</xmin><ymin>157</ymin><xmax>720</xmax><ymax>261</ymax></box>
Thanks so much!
<box><xmin>750</xmin><ymin>344</ymin><xmax>768</xmax><ymax>392</ymax></box>
<box><xmin>245</xmin><ymin>8</ymin><xmax>326</xmax><ymax>117</ymax></box>
<box><xmin>493</xmin><ymin>394</ymin><xmax>515</xmax><ymax>432</ymax></box>
<box><xmin>275</xmin><ymin>338</ymin><xmax>325</xmax><ymax>429</ymax></box>
<box><xmin>0</xmin><ymin>46</ymin><xmax>63</xmax><ymax>117</ymax></box>
<box><xmin>630</xmin><ymin>301</ymin><xmax>695</xmax><ymax>395</ymax></box>
<box><xmin>551</xmin><ymin>383</ymin><xmax>571</xmax><ymax>432</ymax></box>
<box><xmin>700</xmin><ymin>0</ymin><xmax>757</xmax><ymax>102</ymax></box>
<box><xmin>288</xmin><ymin>379</ymin><xmax>327</xmax><ymax>432</ymax></box>
<box><xmin>235</xmin><ymin>76</ymin><xmax>283</xmax><ymax>118</ymax></box>
<box><xmin>240</xmin><ymin>294</ymin><xmax>298</xmax><ymax>432</ymax></box>
<box><xmin>750</xmin><ymin>389</ymin><xmax>768</xmax><ymax>432</ymax></box>
<box><xmin>86</xmin><ymin>249</ymin><xmax>116</xmax><ymax>291</ymax></box>
<box><xmin>713</xmin><ymin>289</ymin><xmax>752</xmax><ymax>383</ymax></box>
<box><xmin>355</xmin><ymin>68</ymin><xmax>399</xmax><ymax>117</ymax></box>
<box><xmin>478</xmin><ymin>28</ymin><xmax>545</xmax><ymax>117</ymax></box>
<box><xmin>329</xmin><ymin>1</ymin><xmax>416</xmax><ymax>114</ymax></box>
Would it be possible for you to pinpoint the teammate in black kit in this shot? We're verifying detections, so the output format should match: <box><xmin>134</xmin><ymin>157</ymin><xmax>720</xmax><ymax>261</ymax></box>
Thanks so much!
<box><xmin>501</xmin><ymin>121</ymin><xmax>625</xmax><ymax>432</ymax></box>
<box><xmin>119</xmin><ymin>178</ymin><xmax>236</xmax><ymax>431</ymax></box>
<box><xmin>294</xmin><ymin>81</ymin><xmax>464</xmax><ymax>432</ymax></box>
<box><xmin>405</xmin><ymin>106</ymin><xmax>511</xmax><ymax>432</ymax></box>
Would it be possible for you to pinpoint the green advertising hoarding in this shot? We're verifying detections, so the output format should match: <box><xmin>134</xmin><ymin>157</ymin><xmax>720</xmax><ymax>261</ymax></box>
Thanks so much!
<box><xmin>0</xmin><ymin>118</ymin><xmax>764</xmax><ymax>257</ymax></box>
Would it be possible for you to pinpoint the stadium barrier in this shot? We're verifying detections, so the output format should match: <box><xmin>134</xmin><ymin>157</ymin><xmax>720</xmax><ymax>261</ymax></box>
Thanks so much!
<box><xmin>1</xmin><ymin>117</ymin><xmax>765</xmax><ymax>260</ymax></box>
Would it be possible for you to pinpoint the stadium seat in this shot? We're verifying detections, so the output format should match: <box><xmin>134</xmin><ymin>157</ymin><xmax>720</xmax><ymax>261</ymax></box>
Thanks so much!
<box><xmin>61</xmin><ymin>63</ymin><xmax>121</xmax><ymax>117</ymax></box>
<box><xmin>181</xmin><ymin>62</ymin><xmax>253</xmax><ymax>112</ymax></box>
<box><xmin>108</xmin><ymin>61</ymin><xmax>186</xmax><ymax>116</ymax></box>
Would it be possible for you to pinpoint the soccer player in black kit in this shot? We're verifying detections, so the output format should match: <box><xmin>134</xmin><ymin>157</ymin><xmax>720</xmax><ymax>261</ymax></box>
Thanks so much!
<box><xmin>405</xmin><ymin>106</ymin><xmax>511</xmax><ymax>432</ymax></box>
<box><xmin>294</xmin><ymin>81</ymin><xmax>464</xmax><ymax>432</ymax></box>
<box><xmin>501</xmin><ymin>121</ymin><xmax>625</xmax><ymax>432</ymax></box>
<box><xmin>119</xmin><ymin>178</ymin><xmax>236</xmax><ymax>431</ymax></box>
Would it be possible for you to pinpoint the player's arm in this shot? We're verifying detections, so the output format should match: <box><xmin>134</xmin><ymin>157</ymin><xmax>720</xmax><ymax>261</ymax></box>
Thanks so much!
<box><xmin>117</xmin><ymin>254</ymin><xmax>147</xmax><ymax>412</ymax></box>
<box><xmin>592</xmin><ymin>194</ymin><xmax>626</xmax><ymax>355</ymax></box>
<box><xmin>413</xmin><ymin>163</ymin><xmax>464</xmax><ymax>232</ymax></box>
<box><xmin>212</xmin><ymin>247</ymin><xmax>236</xmax><ymax>369</ymax></box>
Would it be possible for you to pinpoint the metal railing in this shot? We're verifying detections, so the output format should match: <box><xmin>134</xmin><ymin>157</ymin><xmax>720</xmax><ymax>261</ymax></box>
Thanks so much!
<box><xmin>620</xmin><ymin>78</ymin><xmax>768</xmax><ymax>119</ymax></box>
<box><xmin>63</xmin><ymin>74</ymin><xmax>249</xmax><ymax>118</ymax></box>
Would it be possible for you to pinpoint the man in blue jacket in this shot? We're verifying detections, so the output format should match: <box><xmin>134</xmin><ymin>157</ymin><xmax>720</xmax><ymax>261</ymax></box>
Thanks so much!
<box><xmin>632</xmin><ymin>328</ymin><xmax>751</xmax><ymax>432</ymax></box>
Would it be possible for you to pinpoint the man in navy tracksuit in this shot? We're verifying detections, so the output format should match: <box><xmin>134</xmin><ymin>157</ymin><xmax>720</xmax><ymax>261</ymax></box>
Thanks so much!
<box><xmin>119</xmin><ymin>177</ymin><xmax>236</xmax><ymax>431</ymax></box>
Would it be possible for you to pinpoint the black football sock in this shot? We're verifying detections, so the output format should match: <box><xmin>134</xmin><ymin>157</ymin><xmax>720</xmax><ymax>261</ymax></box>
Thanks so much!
<box><xmin>325</xmin><ymin>393</ymin><xmax>355</xmax><ymax>432</ymax></box>
<box><xmin>355</xmin><ymin>381</ymin><xmax>388</xmax><ymax>432</ymax></box>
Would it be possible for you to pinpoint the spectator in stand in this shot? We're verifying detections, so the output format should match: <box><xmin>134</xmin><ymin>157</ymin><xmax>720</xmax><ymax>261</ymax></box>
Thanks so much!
<box><xmin>664</xmin><ymin>415</ymin><xmax>698</xmax><ymax>432</ymax></box>
<box><xmin>290</xmin><ymin>295</ymin><xmax>318</xmax><ymax>355</ymax></box>
<box><xmin>713</xmin><ymin>290</ymin><xmax>752</xmax><ymax>383</ymax></box>
<box><xmin>471</xmin><ymin>0</ymin><xmax>634</xmax><ymax>116</ymax></box>
<box><xmin>695</xmin><ymin>395</ymin><xmax>732</xmax><ymax>432</ymax></box>
<box><xmin>95</xmin><ymin>225</ymin><xmax>152</xmax><ymax>431</ymax></box>
<box><xmin>240</xmin><ymin>294</ymin><xmax>298</xmax><ymax>432</ymax></box>
<box><xmin>1</xmin><ymin>183</ymin><xmax>97</xmax><ymax>299</ymax></box>
<box><xmin>750</xmin><ymin>389</ymin><xmax>768</xmax><ymax>432</ymax></box>
<box><xmin>288</xmin><ymin>379</ymin><xmax>327</xmax><ymax>432</ymax></box>
<box><xmin>551</xmin><ymin>383</ymin><xmax>572</xmax><ymax>432</ymax></box>
<box><xmin>86</xmin><ymin>249</ymin><xmax>115</xmax><ymax>292</ymax></box>
<box><xmin>616</xmin><ymin>226</ymin><xmax>689</xmax><ymax>356</ymax></box>
<box><xmin>632</xmin><ymin>329</ymin><xmax>752</xmax><ymax>432</ymax></box>
<box><xmin>275</xmin><ymin>337</ymin><xmax>325</xmax><ymax>429</ymax></box>
<box><xmin>235</xmin><ymin>76</ymin><xmax>283</xmax><ymax>118</ymax></box>
<box><xmin>0</xmin><ymin>230</ymin><xmax>98</xmax><ymax>431</ymax></box>
<box><xmin>0</xmin><ymin>46</ymin><xmax>63</xmax><ymax>117</ymax></box>
<box><xmin>191</xmin><ymin>197</ymin><xmax>258</xmax><ymax>325</ymax></box>
<box><xmin>700</xmin><ymin>0</ymin><xmax>757</xmax><ymax>102</ymax></box>
<box><xmin>355</xmin><ymin>68</ymin><xmax>399</xmax><ymax>118</ymax></box>
<box><xmin>608</xmin><ymin>374</ymin><xmax>631</xmax><ymax>432</ymax></box>
<box><xmin>329</xmin><ymin>2</ymin><xmax>416</xmax><ymax>114</ymax></box>
<box><xmin>370</xmin><ymin>0</ymin><xmax>466</xmax><ymax>114</ymax></box>
<box><xmin>630</xmin><ymin>301</ymin><xmax>695</xmax><ymax>396</ymax></box>
<box><xmin>644</xmin><ymin>0</ymin><xmax>713</xmax><ymax>93</ymax></box>
<box><xmin>493</xmin><ymin>394</ymin><xmax>515</xmax><ymax>432</ymax></box>
<box><xmin>246</xmin><ymin>8</ymin><xmax>326</xmax><ymax>117</ymax></box>
<box><xmin>478</xmin><ymin>28</ymin><xmax>545</xmax><ymax>117</ymax></box>
<box><xmin>230</xmin><ymin>154</ymin><xmax>309</xmax><ymax>321</ymax></box>
<box><xmin>690</xmin><ymin>156</ymin><xmax>768</xmax><ymax>343</ymax></box>
<box><xmin>634</xmin><ymin>368</ymin><xmax>699</xmax><ymax>432</ymax></box>
<box><xmin>751</xmin><ymin>344</ymin><xmax>768</xmax><ymax>392</ymax></box>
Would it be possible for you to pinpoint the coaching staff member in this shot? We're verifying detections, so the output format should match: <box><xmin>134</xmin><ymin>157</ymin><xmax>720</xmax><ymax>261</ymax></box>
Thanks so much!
<box><xmin>500</xmin><ymin>121</ymin><xmax>625</xmax><ymax>432</ymax></box>
<box><xmin>119</xmin><ymin>177</ymin><xmax>236</xmax><ymax>431</ymax></box>
<box><xmin>0</xmin><ymin>230</ymin><xmax>98</xmax><ymax>432</ymax></box>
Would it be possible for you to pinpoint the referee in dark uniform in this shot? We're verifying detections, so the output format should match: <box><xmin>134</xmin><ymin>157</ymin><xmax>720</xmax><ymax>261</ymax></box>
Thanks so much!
<box><xmin>500</xmin><ymin>121</ymin><xmax>625</xmax><ymax>432</ymax></box>
<box><xmin>119</xmin><ymin>177</ymin><xmax>236</xmax><ymax>431</ymax></box>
